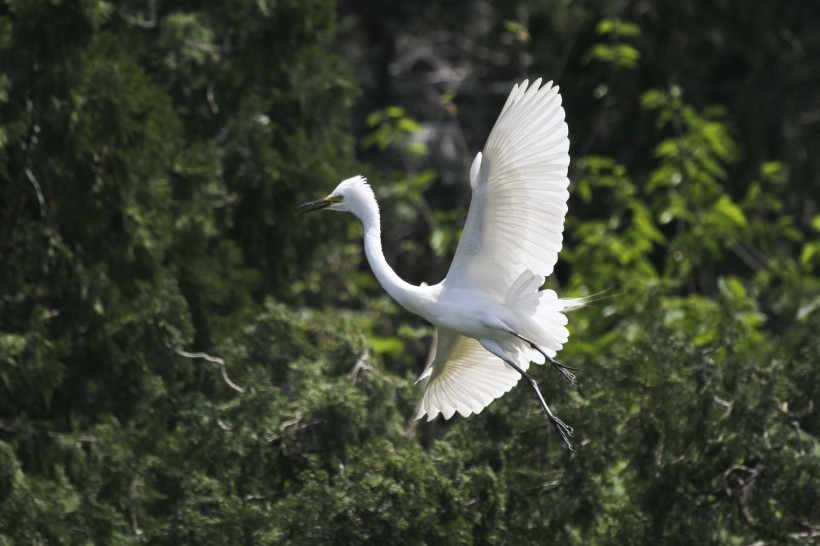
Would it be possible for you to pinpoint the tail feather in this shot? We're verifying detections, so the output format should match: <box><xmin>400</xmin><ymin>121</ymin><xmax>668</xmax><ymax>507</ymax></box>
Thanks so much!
<box><xmin>505</xmin><ymin>270</ymin><xmax>583</xmax><ymax>360</ymax></box>
<box><xmin>560</xmin><ymin>297</ymin><xmax>587</xmax><ymax>311</ymax></box>
<box><xmin>505</xmin><ymin>270</ymin><xmax>544</xmax><ymax>313</ymax></box>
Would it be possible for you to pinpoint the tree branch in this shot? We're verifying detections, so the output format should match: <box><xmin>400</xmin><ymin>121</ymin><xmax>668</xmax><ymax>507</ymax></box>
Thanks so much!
<box><xmin>173</xmin><ymin>347</ymin><xmax>245</xmax><ymax>393</ymax></box>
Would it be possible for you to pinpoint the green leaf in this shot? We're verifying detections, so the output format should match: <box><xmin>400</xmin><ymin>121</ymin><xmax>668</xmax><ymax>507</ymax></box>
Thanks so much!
<box><xmin>632</xmin><ymin>205</ymin><xmax>666</xmax><ymax>243</ymax></box>
<box><xmin>596</xmin><ymin>19</ymin><xmax>641</xmax><ymax>37</ymax></box>
<box><xmin>796</xmin><ymin>295</ymin><xmax>820</xmax><ymax>321</ymax></box>
<box><xmin>800</xmin><ymin>242</ymin><xmax>820</xmax><ymax>267</ymax></box>
<box><xmin>761</xmin><ymin>161</ymin><xmax>786</xmax><ymax>185</ymax></box>
<box><xmin>712</xmin><ymin>195</ymin><xmax>747</xmax><ymax>227</ymax></box>
<box><xmin>0</xmin><ymin>334</ymin><xmax>26</xmax><ymax>364</ymax></box>
<box><xmin>641</xmin><ymin>89</ymin><xmax>667</xmax><ymax>110</ymax></box>
<box><xmin>370</xmin><ymin>336</ymin><xmax>405</xmax><ymax>355</ymax></box>
<box><xmin>717</xmin><ymin>276</ymin><xmax>747</xmax><ymax>301</ymax></box>
<box><xmin>397</xmin><ymin>117</ymin><xmax>422</xmax><ymax>133</ymax></box>
<box><xmin>614</xmin><ymin>44</ymin><xmax>641</xmax><ymax>68</ymax></box>
<box><xmin>365</xmin><ymin>111</ymin><xmax>383</xmax><ymax>127</ymax></box>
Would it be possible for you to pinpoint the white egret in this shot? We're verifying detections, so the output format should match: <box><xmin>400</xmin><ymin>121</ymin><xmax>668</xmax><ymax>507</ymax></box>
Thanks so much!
<box><xmin>298</xmin><ymin>79</ymin><xmax>581</xmax><ymax>449</ymax></box>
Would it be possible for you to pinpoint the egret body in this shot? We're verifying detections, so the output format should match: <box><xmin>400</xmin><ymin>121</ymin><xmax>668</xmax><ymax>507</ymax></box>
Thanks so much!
<box><xmin>298</xmin><ymin>79</ymin><xmax>580</xmax><ymax>448</ymax></box>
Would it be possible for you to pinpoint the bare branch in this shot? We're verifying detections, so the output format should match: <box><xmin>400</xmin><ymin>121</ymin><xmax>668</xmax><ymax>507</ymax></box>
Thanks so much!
<box><xmin>129</xmin><ymin>479</ymin><xmax>144</xmax><ymax>536</ymax></box>
<box><xmin>217</xmin><ymin>419</ymin><xmax>238</xmax><ymax>432</ymax></box>
<box><xmin>729</xmin><ymin>241</ymin><xmax>768</xmax><ymax>273</ymax></box>
<box><xmin>790</xmin><ymin>530</ymin><xmax>820</xmax><ymax>540</ymax></box>
<box><xmin>184</xmin><ymin>39</ymin><xmax>230</xmax><ymax>55</ymax></box>
<box><xmin>266</xmin><ymin>412</ymin><xmax>317</xmax><ymax>443</ymax></box>
<box><xmin>206</xmin><ymin>82</ymin><xmax>220</xmax><ymax>114</ymax></box>
<box><xmin>24</xmin><ymin>168</ymin><xmax>46</xmax><ymax>220</ymax></box>
<box><xmin>174</xmin><ymin>348</ymin><xmax>245</xmax><ymax>393</ymax></box>
<box><xmin>712</xmin><ymin>394</ymin><xmax>734</xmax><ymax>419</ymax></box>
<box><xmin>723</xmin><ymin>464</ymin><xmax>761</xmax><ymax>528</ymax></box>
<box><xmin>777</xmin><ymin>399</ymin><xmax>814</xmax><ymax>419</ymax></box>
<box><xmin>0</xmin><ymin>419</ymin><xmax>95</xmax><ymax>443</ymax></box>
<box><xmin>118</xmin><ymin>0</ymin><xmax>157</xmax><ymax>28</ymax></box>
<box><xmin>349</xmin><ymin>345</ymin><xmax>373</xmax><ymax>382</ymax></box>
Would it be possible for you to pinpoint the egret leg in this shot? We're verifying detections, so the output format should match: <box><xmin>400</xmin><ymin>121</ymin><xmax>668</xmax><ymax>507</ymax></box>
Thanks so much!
<box><xmin>479</xmin><ymin>339</ymin><xmax>574</xmax><ymax>450</ymax></box>
<box><xmin>508</xmin><ymin>331</ymin><xmax>578</xmax><ymax>384</ymax></box>
<box><xmin>506</xmin><ymin>358</ymin><xmax>574</xmax><ymax>450</ymax></box>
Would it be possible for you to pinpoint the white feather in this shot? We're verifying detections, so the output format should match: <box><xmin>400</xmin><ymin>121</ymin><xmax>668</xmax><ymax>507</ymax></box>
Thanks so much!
<box><xmin>313</xmin><ymin>80</ymin><xmax>577</xmax><ymax>434</ymax></box>
<box><xmin>415</xmin><ymin>328</ymin><xmax>524</xmax><ymax>421</ymax></box>
<box><xmin>414</xmin><ymin>80</ymin><xmax>574</xmax><ymax>421</ymax></box>
<box><xmin>445</xmin><ymin>78</ymin><xmax>570</xmax><ymax>297</ymax></box>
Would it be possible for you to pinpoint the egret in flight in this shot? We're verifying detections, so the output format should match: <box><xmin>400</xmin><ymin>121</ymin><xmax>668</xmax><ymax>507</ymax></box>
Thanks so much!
<box><xmin>298</xmin><ymin>79</ymin><xmax>581</xmax><ymax>449</ymax></box>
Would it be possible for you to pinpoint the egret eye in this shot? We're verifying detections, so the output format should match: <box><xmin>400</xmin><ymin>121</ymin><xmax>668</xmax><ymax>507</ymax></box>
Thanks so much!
<box><xmin>329</xmin><ymin>194</ymin><xmax>344</xmax><ymax>203</ymax></box>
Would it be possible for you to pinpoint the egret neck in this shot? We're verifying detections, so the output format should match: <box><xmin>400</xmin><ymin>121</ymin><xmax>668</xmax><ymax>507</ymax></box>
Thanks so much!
<box><xmin>356</xmin><ymin>195</ymin><xmax>427</xmax><ymax>315</ymax></box>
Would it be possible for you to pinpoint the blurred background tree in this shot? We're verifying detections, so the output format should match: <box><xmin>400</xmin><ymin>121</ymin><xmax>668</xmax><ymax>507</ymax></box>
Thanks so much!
<box><xmin>1</xmin><ymin>0</ymin><xmax>818</xmax><ymax>544</ymax></box>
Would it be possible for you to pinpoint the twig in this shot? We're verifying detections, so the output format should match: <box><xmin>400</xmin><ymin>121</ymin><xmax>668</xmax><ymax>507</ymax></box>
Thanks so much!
<box><xmin>349</xmin><ymin>346</ymin><xmax>373</xmax><ymax>381</ymax></box>
<box><xmin>206</xmin><ymin>82</ymin><xmax>220</xmax><ymax>114</ymax></box>
<box><xmin>729</xmin><ymin>241</ymin><xmax>768</xmax><ymax>273</ymax></box>
<box><xmin>777</xmin><ymin>399</ymin><xmax>814</xmax><ymax>419</ymax></box>
<box><xmin>778</xmin><ymin>400</ymin><xmax>816</xmax><ymax>454</ymax></box>
<box><xmin>789</xmin><ymin>530</ymin><xmax>820</xmax><ymax>540</ymax></box>
<box><xmin>723</xmin><ymin>464</ymin><xmax>761</xmax><ymax>527</ymax></box>
<box><xmin>173</xmin><ymin>348</ymin><xmax>245</xmax><ymax>393</ymax></box>
<box><xmin>129</xmin><ymin>479</ymin><xmax>143</xmax><ymax>536</ymax></box>
<box><xmin>266</xmin><ymin>412</ymin><xmax>317</xmax><ymax>443</ymax></box>
<box><xmin>0</xmin><ymin>419</ymin><xmax>96</xmax><ymax>443</ymax></box>
<box><xmin>24</xmin><ymin>168</ymin><xmax>46</xmax><ymax>219</ymax></box>
<box><xmin>217</xmin><ymin>419</ymin><xmax>237</xmax><ymax>431</ymax></box>
<box><xmin>746</xmin><ymin>528</ymin><xmax>820</xmax><ymax>546</ymax></box>
<box><xmin>2</xmin><ymin>120</ymin><xmax>38</xmax><ymax>258</ymax></box>
<box><xmin>118</xmin><ymin>0</ymin><xmax>157</xmax><ymax>28</ymax></box>
<box><xmin>712</xmin><ymin>394</ymin><xmax>734</xmax><ymax>419</ymax></box>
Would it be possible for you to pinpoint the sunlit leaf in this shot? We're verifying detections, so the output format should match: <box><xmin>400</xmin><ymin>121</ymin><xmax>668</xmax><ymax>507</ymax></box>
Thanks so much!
<box><xmin>712</xmin><ymin>195</ymin><xmax>748</xmax><ymax>227</ymax></box>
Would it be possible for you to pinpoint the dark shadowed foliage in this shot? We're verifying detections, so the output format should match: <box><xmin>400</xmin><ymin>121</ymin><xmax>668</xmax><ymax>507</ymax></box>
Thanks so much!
<box><xmin>1</xmin><ymin>0</ymin><xmax>818</xmax><ymax>544</ymax></box>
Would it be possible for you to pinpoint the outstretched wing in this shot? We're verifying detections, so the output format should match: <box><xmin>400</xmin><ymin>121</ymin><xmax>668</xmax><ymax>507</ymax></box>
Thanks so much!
<box><xmin>445</xmin><ymin>79</ymin><xmax>570</xmax><ymax>298</ymax></box>
<box><xmin>415</xmin><ymin>328</ymin><xmax>524</xmax><ymax>421</ymax></box>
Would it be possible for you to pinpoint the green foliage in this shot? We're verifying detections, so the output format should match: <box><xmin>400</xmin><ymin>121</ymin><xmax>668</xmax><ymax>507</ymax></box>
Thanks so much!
<box><xmin>584</xmin><ymin>18</ymin><xmax>641</xmax><ymax>70</ymax></box>
<box><xmin>1</xmin><ymin>1</ymin><xmax>819</xmax><ymax>544</ymax></box>
<box><xmin>363</xmin><ymin>106</ymin><xmax>428</xmax><ymax>156</ymax></box>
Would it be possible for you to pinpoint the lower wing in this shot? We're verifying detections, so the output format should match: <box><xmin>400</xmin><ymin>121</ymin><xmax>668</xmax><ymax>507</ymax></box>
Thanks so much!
<box><xmin>415</xmin><ymin>328</ymin><xmax>524</xmax><ymax>421</ymax></box>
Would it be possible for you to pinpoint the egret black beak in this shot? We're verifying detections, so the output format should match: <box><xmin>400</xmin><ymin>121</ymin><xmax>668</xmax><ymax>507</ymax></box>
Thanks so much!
<box><xmin>295</xmin><ymin>197</ymin><xmax>332</xmax><ymax>215</ymax></box>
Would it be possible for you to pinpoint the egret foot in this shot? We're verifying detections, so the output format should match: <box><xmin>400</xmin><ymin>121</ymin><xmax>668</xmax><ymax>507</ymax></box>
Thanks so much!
<box><xmin>509</xmin><ymin>331</ymin><xmax>579</xmax><ymax>385</ymax></box>
<box><xmin>503</xmin><ymin>357</ymin><xmax>574</xmax><ymax>450</ymax></box>
<box><xmin>547</xmin><ymin>356</ymin><xmax>578</xmax><ymax>384</ymax></box>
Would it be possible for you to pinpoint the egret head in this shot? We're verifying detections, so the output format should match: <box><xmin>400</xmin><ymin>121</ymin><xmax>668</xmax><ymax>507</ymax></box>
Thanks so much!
<box><xmin>296</xmin><ymin>175</ymin><xmax>375</xmax><ymax>218</ymax></box>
